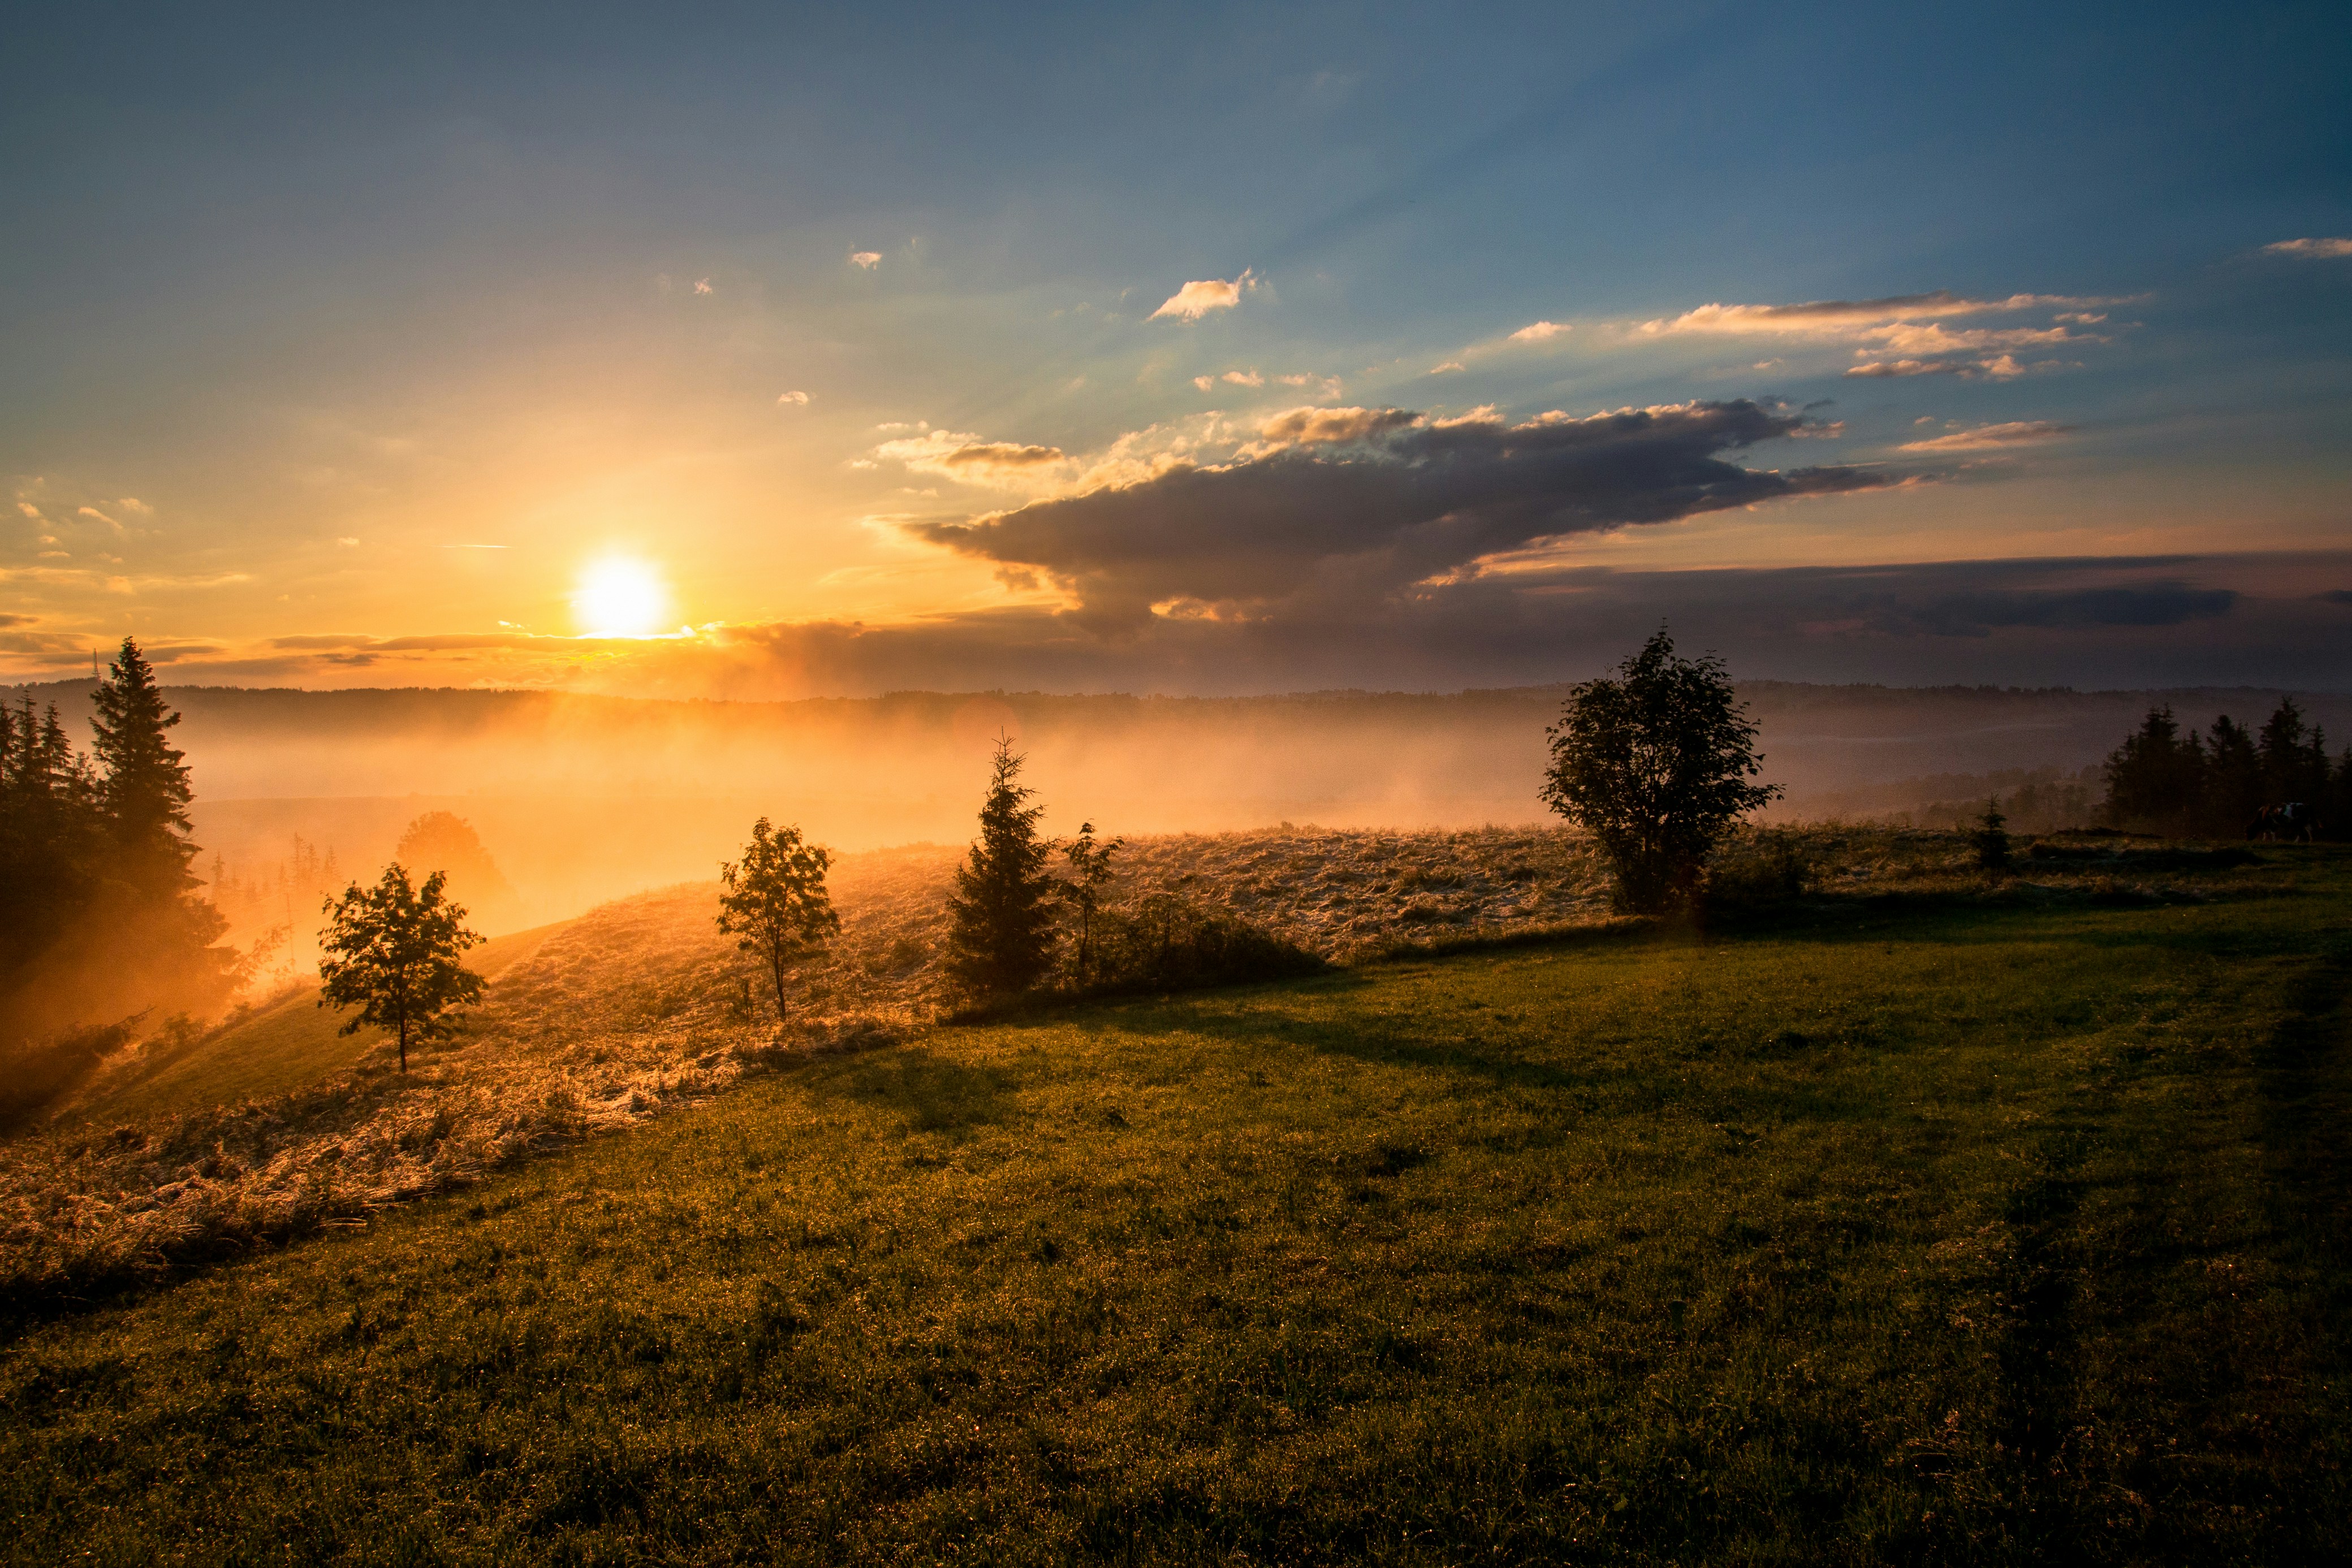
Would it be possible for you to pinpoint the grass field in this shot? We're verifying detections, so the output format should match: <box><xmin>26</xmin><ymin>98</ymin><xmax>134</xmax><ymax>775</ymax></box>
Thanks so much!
<box><xmin>4</xmin><ymin>845</ymin><xmax>2349</xmax><ymax>1563</ymax></box>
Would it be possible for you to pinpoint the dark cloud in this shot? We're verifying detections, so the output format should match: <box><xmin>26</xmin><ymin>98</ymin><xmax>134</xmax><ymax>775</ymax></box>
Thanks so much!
<box><xmin>2315</xmin><ymin>589</ymin><xmax>2352</xmax><ymax>606</ymax></box>
<box><xmin>588</xmin><ymin>554</ymin><xmax>2342</xmax><ymax>699</ymax></box>
<box><xmin>912</xmin><ymin>401</ymin><xmax>1887</xmax><ymax>621</ymax></box>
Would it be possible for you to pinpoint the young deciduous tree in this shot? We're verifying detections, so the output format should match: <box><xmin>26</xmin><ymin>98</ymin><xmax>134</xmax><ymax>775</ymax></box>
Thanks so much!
<box><xmin>1059</xmin><ymin>820</ymin><xmax>1124</xmax><ymax>987</ymax></box>
<box><xmin>715</xmin><ymin>818</ymin><xmax>840</xmax><ymax>1021</ymax></box>
<box><xmin>318</xmin><ymin>864</ymin><xmax>485</xmax><ymax>1072</ymax></box>
<box><xmin>944</xmin><ymin>736</ymin><xmax>1059</xmax><ymax>997</ymax></box>
<box><xmin>1540</xmin><ymin>628</ymin><xmax>1780</xmax><ymax>913</ymax></box>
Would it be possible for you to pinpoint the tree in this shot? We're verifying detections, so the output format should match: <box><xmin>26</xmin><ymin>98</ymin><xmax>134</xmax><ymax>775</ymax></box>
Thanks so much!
<box><xmin>1971</xmin><ymin>797</ymin><xmax>2011</xmax><ymax>871</ymax></box>
<box><xmin>944</xmin><ymin>736</ymin><xmax>1059</xmax><ymax>996</ymax></box>
<box><xmin>2101</xmin><ymin>707</ymin><xmax>2205</xmax><ymax>833</ymax></box>
<box><xmin>1059</xmin><ymin>820</ymin><xmax>1124</xmax><ymax>987</ymax></box>
<box><xmin>715</xmin><ymin>818</ymin><xmax>840</xmax><ymax>1021</ymax></box>
<box><xmin>2203</xmin><ymin>715</ymin><xmax>2264</xmax><ymax>834</ymax></box>
<box><xmin>397</xmin><ymin>810</ymin><xmax>524</xmax><ymax>931</ymax></box>
<box><xmin>90</xmin><ymin>637</ymin><xmax>198</xmax><ymax>889</ymax></box>
<box><xmin>318</xmin><ymin>864</ymin><xmax>485</xmax><ymax>1072</ymax></box>
<box><xmin>2259</xmin><ymin>697</ymin><xmax>2331</xmax><ymax>807</ymax></box>
<box><xmin>1540</xmin><ymin>628</ymin><xmax>1781</xmax><ymax>913</ymax></box>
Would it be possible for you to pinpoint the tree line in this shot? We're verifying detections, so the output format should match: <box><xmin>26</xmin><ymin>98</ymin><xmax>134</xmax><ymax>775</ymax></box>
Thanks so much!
<box><xmin>2098</xmin><ymin>698</ymin><xmax>2346</xmax><ymax>838</ymax></box>
<box><xmin>0</xmin><ymin>640</ymin><xmax>238</xmax><ymax>1049</ymax></box>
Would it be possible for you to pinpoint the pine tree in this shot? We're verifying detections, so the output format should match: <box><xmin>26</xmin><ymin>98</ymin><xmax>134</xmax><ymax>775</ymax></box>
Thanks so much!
<box><xmin>944</xmin><ymin>737</ymin><xmax>1059</xmax><ymax>998</ymax></box>
<box><xmin>90</xmin><ymin>636</ymin><xmax>198</xmax><ymax>889</ymax></box>
<box><xmin>2101</xmin><ymin>707</ymin><xmax>2205</xmax><ymax>833</ymax></box>
<box><xmin>2203</xmin><ymin>715</ymin><xmax>2264</xmax><ymax>835</ymax></box>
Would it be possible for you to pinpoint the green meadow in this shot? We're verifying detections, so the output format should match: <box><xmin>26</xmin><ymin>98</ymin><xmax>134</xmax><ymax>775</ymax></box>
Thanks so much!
<box><xmin>5</xmin><ymin>852</ymin><xmax>2349</xmax><ymax>1565</ymax></box>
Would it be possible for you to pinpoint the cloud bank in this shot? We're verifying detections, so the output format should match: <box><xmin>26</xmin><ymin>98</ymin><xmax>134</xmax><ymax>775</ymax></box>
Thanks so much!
<box><xmin>909</xmin><ymin>400</ymin><xmax>1887</xmax><ymax>621</ymax></box>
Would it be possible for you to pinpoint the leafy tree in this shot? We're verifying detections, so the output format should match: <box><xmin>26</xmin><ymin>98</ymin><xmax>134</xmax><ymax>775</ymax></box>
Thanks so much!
<box><xmin>715</xmin><ymin>818</ymin><xmax>840</xmax><ymax>1021</ymax></box>
<box><xmin>90</xmin><ymin>637</ymin><xmax>197</xmax><ymax>889</ymax></box>
<box><xmin>1971</xmin><ymin>797</ymin><xmax>2010</xmax><ymax>871</ymax></box>
<box><xmin>944</xmin><ymin>737</ymin><xmax>1059</xmax><ymax>997</ymax></box>
<box><xmin>1058</xmin><ymin>820</ymin><xmax>1124</xmax><ymax>986</ymax></box>
<box><xmin>318</xmin><ymin>864</ymin><xmax>485</xmax><ymax>1072</ymax></box>
<box><xmin>1540</xmin><ymin>628</ymin><xmax>1781</xmax><ymax>913</ymax></box>
<box><xmin>398</xmin><ymin>810</ymin><xmax>524</xmax><ymax>930</ymax></box>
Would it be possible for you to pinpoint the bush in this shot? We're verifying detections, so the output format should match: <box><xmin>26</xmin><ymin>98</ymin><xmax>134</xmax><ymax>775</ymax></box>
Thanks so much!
<box><xmin>1703</xmin><ymin>830</ymin><xmax>1816</xmax><ymax>910</ymax></box>
<box><xmin>1072</xmin><ymin>895</ymin><xmax>1323</xmax><ymax>997</ymax></box>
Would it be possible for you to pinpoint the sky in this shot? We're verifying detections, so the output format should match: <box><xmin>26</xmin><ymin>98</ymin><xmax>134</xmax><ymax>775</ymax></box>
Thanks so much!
<box><xmin>5</xmin><ymin>1</ymin><xmax>2350</xmax><ymax>696</ymax></box>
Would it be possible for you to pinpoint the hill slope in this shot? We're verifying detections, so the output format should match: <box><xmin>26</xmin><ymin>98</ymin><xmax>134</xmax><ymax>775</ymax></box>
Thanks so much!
<box><xmin>6</xmin><ymin>847</ymin><xmax>2347</xmax><ymax>1563</ymax></box>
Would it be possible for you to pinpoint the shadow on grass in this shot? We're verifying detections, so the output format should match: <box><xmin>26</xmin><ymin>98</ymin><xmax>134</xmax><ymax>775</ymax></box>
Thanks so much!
<box><xmin>803</xmin><ymin>1047</ymin><xmax>1023</xmax><ymax>1136</ymax></box>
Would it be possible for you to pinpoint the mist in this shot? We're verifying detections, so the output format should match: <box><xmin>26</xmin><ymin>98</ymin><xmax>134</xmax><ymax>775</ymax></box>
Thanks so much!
<box><xmin>12</xmin><ymin>678</ymin><xmax>2349</xmax><ymax>945</ymax></box>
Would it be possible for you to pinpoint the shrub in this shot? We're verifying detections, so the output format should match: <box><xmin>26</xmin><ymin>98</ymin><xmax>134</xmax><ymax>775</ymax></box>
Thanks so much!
<box><xmin>1704</xmin><ymin>830</ymin><xmax>1815</xmax><ymax>910</ymax></box>
<box><xmin>1076</xmin><ymin>895</ymin><xmax>1323</xmax><ymax>996</ymax></box>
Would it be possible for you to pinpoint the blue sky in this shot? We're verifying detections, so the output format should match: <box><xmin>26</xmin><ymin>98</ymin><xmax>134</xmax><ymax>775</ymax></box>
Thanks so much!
<box><xmin>5</xmin><ymin>2</ymin><xmax>2349</xmax><ymax>693</ymax></box>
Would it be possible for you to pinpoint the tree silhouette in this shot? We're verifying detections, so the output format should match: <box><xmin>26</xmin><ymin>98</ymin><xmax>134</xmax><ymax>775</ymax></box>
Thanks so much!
<box><xmin>944</xmin><ymin>736</ymin><xmax>1059</xmax><ymax>997</ymax></box>
<box><xmin>1059</xmin><ymin>820</ymin><xmax>1124</xmax><ymax>987</ymax></box>
<box><xmin>318</xmin><ymin>864</ymin><xmax>485</xmax><ymax>1072</ymax></box>
<box><xmin>90</xmin><ymin>637</ymin><xmax>198</xmax><ymax>890</ymax></box>
<box><xmin>1540</xmin><ymin>628</ymin><xmax>1780</xmax><ymax>913</ymax></box>
<box><xmin>716</xmin><ymin>818</ymin><xmax>840</xmax><ymax>1021</ymax></box>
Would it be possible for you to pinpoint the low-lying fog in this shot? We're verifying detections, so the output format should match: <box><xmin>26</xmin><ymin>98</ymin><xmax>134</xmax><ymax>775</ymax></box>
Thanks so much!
<box><xmin>13</xmin><ymin>679</ymin><xmax>2347</xmax><ymax>944</ymax></box>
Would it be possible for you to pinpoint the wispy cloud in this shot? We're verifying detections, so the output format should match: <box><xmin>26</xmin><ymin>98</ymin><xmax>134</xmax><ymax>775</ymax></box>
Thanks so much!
<box><xmin>2262</xmin><ymin>237</ymin><xmax>2352</xmax><ymax>259</ymax></box>
<box><xmin>1509</xmin><ymin>320</ymin><xmax>1569</xmax><ymax>342</ymax></box>
<box><xmin>1151</xmin><ymin>270</ymin><xmax>1255</xmax><ymax>321</ymax></box>
<box><xmin>118</xmin><ymin>497</ymin><xmax>153</xmax><ymax>515</ymax></box>
<box><xmin>1899</xmin><ymin>420</ymin><xmax>2074</xmax><ymax>452</ymax></box>
<box><xmin>850</xmin><ymin>250</ymin><xmax>883</xmax><ymax>269</ymax></box>
<box><xmin>693</xmin><ymin>278</ymin><xmax>714</xmax><ymax>295</ymax></box>
<box><xmin>1430</xmin><ymin>361</ymin><xmax>1465</xmax><ymax>374</ymax></box>
<box><xmin>777</xmin><ymin>390</ymin><xmax>811</xmax><ymax>406</ymax></box>
<box><xmin>874</xmin><ymin>429</ymin><xmax>1069</xmax><ymax>485</ymax></box>
<box><xmin>1221</xmin><ymin>369</ymin><xmax>1263</xmax><ymax>387</ymax></box>
<box><xmin>1640</xmin><ymin>290</ymin><xmax>2111</xmax><ymax>335</ymax></box>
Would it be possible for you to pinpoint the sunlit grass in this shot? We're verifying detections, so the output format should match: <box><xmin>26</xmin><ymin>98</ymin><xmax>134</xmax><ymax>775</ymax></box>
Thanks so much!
<box><xmin>6</xmin><ymin>850</ymin><xmax>2348</xmax><ymax>1562</ymax></box>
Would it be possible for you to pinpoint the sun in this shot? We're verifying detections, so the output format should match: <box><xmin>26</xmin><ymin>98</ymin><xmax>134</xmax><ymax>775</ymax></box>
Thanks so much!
<box><xmin>575</xmin><ymin>557</ymin><xmax>669</xmax><ymax>638</ymax></box>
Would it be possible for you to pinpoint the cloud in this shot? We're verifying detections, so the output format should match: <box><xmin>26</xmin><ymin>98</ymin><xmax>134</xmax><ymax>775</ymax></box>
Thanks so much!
<box><xmin>850</xmin><ymin>250</ymin><xmax>883</xmax><ymax>269</ymax></box>
<box><xmin>1846</xmin><ymin>353</ymin><xmax>2068</xmax><ymax>381</ymax></box>
<box><xmin>1899</xmin><ymin>420</ymin><xmax>2074</xmax><ymax>453</ymax></box>
<box><xmin>909</xmin><ymin>400</ymin><xmax>1887</xmax><ymax>622</ymax></box>
<box><xmin>2262</xmin><ymin>237</ymin><xmax>2352</xmax><ymax>259</ymax></box>
<box><xmin>77</xmin><ymin>506</ymin><xmax>120</xmax><ymax>528</ymax></box>
<box><xmin>14</xmin><ymin>503</ymin><xmax>39</xmax><ymax>520</ymax></box>
<box><xmin>1509</xmin><ymin>321</ymin><xmax>1569</xmax><ymax>343</ymax></box>
<box><xmin>1641</xmin><ymin>290</ymin><xmax>2108</xmax><ymax>335</ymax></box>
<box><xmin>336</xmin><ymin>537</ymin><xmax>360</xmax><ymax>547</ymax></box>
<box><xmin>777</xmin><ymin>390</ymin><xmax>811</xmax><ymax>406</ymax></box>
<box><xmin>1220</xmin><ymin>370</ymin><xmax>1264</xmax><ymax>387</ymax></box>
<box><xmin>693</xmin><ymin>278</ymin><xmax>714</xmax><ymax>295</ymax></box>
<box><xmin>1431</xmin><ymin>361</ymin><xmax>1465</xmax><ymax>374</ymax></box>
<box><xmin>873</xmin><ymin>430</ymin><xmax>1068</xmax><ymax>484</ymax></box>
<box><xmin>1192</xmin><ymin>375</ymin><xmax>1215</xmax><ymax>391</ymax></box>
<box><xmin>118</xmin><ymin>497</ymin><xmax>153</xmax><ymax>515</ymax></box>
<box><xmin>1150</xmin><ymin>270</ymin><xmax>1255</xmax><ymax>321</ymax></box>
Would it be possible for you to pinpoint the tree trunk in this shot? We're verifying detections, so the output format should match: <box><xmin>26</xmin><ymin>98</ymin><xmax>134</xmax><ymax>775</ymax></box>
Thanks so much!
<box><xmin>397</xmin><ymin>1015</ymin><xmax>408</xmax><ymax>1073</ymax></box>
<box><xmin>769</xmin><ymin>948</ymin><xmax>788</xmax><ymax>1025</ymax></box>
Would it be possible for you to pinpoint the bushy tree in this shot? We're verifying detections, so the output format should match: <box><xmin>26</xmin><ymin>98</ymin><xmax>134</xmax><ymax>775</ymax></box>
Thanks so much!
<box><xmin>1059</xmin><ymin>820</ymin><xmax>1124</xmax><ymax>987</ymax></box>
<box><xmin>398</xmin><ymin>810</ymin><xmax>524</xmax><ymax>931</ymax></box>
<box><xmin>1540</xmin><ymin>629</ymin><xmax>1780</xmax><ymax>913</ymax></box>
<box><xmin>944</xmin><ymin>737</ymin><xmax>1059</xmax><ymax>997</ymax></box>
<box><xmin>716</xmin><ymin>818</ymin><xmax>840</xmax><ymax>1021</ymax></box>
<box><xmin>318</xmin><ymin>864</ymin><xmax>485</xmax><ymax>1072</ymax></box>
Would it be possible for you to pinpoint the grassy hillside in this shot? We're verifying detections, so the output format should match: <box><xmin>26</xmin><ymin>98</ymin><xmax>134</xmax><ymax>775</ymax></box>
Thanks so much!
<box><xmin>54</xmin><ymin>919</ymin><xmax>571</xmax><ymax>1133</ymax></box>
<box><xmin>6</xmin><ymin>848</ymin><xmax>2347</xmax><ymax>1563</ymax></box>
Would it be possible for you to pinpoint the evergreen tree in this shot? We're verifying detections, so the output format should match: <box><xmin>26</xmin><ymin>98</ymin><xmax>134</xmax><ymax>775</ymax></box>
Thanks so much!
<box><xmin>90</xmin><ymin>637</ymin><xmax>197</xmax><ymax>888</ymax></box>
<box><xmin>944</xmin><ymin>737</ymin><xmax>1059</xmax><ymax>998</ymax></box>
<box><xmin>2100</xmin><ymin>707</ymin><xmax>2205</xmax><ymax>833</ymax></box>
<box><xmin>2258</xmin><ymin>697</ymin><xmax>2331</xmax><ymax>807</ymax></box>
<box><xmin>1971</xmin><ymin>797</ymin><xmax>2011</xmax><ymax>871</ymax></box>
<box><xmin>2202</xmin><ymin>715</ymin><xmax>2264</xmax><ymax>835</ymax></box>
